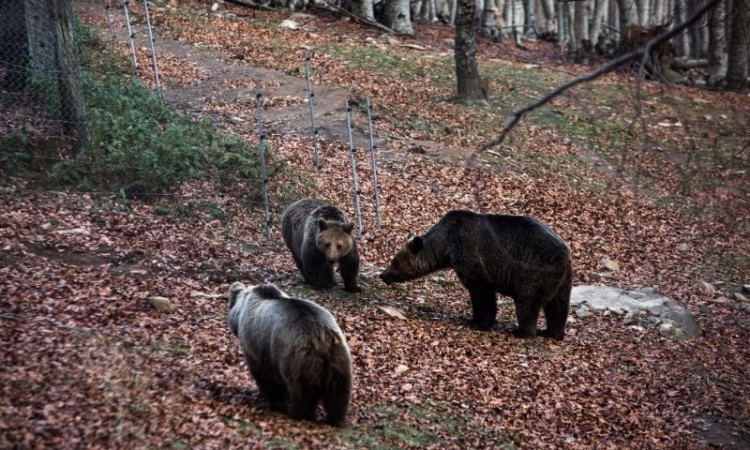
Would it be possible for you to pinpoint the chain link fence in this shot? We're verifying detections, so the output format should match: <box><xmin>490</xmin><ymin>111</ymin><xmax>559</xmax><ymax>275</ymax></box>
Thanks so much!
<box><xmin>0</xmin><ymin>0</ymin><xmax>87</xmax><ymax>142</ymax></box>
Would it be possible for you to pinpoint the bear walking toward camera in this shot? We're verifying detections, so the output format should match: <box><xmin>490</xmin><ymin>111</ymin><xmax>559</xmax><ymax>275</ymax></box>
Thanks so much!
<box><xmin>281</xmin><ymin>198</ymin><xmax>360</xmax><ymax>292</ymax></box>
<box><xmin>379</xmin><ymin>210</ymin><xmax>572</xmax><ymax>340</ymax></box>
<box><xmin>227</xmin><ymin>282</ymin><xmax>352</xmax><ymax>426</ymax></box>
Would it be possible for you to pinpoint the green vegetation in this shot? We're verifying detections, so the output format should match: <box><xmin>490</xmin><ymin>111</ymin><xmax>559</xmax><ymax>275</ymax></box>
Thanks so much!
<box><xmin>336</xmin><ymin>402</ymin><xmax>516</xmax><ymax>449</ymax></box>
<box><xmin>0</xmin><ymin>23</ymin><xmax>264</xmax><ymax>198</ymax></box>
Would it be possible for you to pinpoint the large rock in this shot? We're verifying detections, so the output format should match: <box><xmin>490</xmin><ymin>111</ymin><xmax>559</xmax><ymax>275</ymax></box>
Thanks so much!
<box><xmin>571</xmin><ymin>286</ymin><xmax>702</xmax><ymax>340</ymax></box>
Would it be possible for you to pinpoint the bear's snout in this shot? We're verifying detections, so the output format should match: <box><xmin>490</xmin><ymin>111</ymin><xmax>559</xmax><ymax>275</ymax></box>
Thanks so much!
<box><xmin>379</xmin><ymin>271</ymin><xmax>394</xmax><ymax>285</ymax></box>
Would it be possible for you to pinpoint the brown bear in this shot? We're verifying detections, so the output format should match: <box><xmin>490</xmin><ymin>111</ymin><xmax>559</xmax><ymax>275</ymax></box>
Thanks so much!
<box><xmin>281</xmin><ymin>198</ymin><xmax>360</xmax><ymax>292</ymax></box>
<box><xmin>227</xmin><ymin>282</ymin><xmax>352</xmax><ymax>426</ymax></box>
<box><xmin>379</xmin><ymin>210</ymin><xmax>572</xmax><ymax>340</ymax></box>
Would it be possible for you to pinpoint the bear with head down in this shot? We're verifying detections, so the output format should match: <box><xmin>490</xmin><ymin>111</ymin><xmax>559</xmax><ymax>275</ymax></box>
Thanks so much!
<box><xmin>227</xmin><ymin>282</ymin><xmax>352</xmax><ymax>426</ymax></box>
<box><xmin>380</xmin><ymin>210</ymin><xmax>572</xmax><ymax>340</ymax></box>
<box><xmin>281</xmin><ymin>198</ymin><xmax>360</xmax><ymax>292</ymax></box>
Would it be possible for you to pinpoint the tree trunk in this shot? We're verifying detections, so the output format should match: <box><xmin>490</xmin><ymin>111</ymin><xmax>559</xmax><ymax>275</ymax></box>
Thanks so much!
<box><xmin>384</xmin><ymin>0</ymin><xmax>414</xmax><ymax>35</ymax></box>
<box><xmin>51</xmin><ymin>0</ymin><xmax>87</xmax><ymax>140</ymax></box>
<box><xmin>481</xmin><ymin>1</ymin><xmax>501</xmax><ymax>41</ymax></box>
<box><xmin>455</xmin><ymin>0</ymin><xmax>485</xmax><ymax>100</ymax></box>
<box><xmin>358</xmin><ymin>0</ymin><xmax>375</xmax><ymax>21</ymax></box>
<box><xmin>573</xmin><ymin>0</ymin><xmax>589</xmax><ymax>53</ymax></box>
<box><xmin>637</xmin><ymin>0</ymin><xmax>649</xmax><ymax>26</ymax></box>
<box><xmin>673</xmin><ymin>0</ymin><xmax>690</xmax><ymax>57</ymax></box>
<box><xmin>726</xmin><ymin>0</ymin><xmax>749</xmax><ymax>90</ymax></box>
<box><xmin>616</xmin><ymin>0</ymin><xmax>638</xmax><ymax>36</ymax></box>
<box><xmin>539</xmin><ymin>0</ymin><xmax>556</xmax><ymax>33</ymax></box>
<box><xmin>590</xmin><ymin>0</ymin><xmax>608</xmax><ymax>44</ymax></box>
<box><xmin>523</xmin><ymin>0</ymin><xmax>535</xmax><ymax>37</ymax></box>
<box><xmin>707</xmin><ymin>0</ymin><xmax>727</xmax><ymax>87</ymax></box>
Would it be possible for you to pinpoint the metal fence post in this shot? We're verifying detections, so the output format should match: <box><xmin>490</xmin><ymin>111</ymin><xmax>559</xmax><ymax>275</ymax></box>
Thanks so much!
<box><xmin>255</xmin><ymin>87</ymin><xmax>271</xmax><ymax>237</ymax></box>
<box><xmin>102</xmin><ymin>0</ymin><xmax>116</xmax><ymax>43</ymax></box>
<box><xmin>142</xmin><ymin>0</ymin><xmax>162</xmax><ymax>99</ymax></box>
<box><xmin>365</xmin><ymin>97</ymin><xmax>382</xmax><ymax>227</ymax></box>
<box><xmin>344</xmin><ymin>100</ymin><xmax>363</xmax><ymax>241</ymax></box>
<box><xmin>303</xmin><ymin>49</ymin><xmax>320</xmax><ymax>171</ymax></box>
<box><xmin>121</xmin><ymin>0</ymin><xmax>138</xmax><ymax>73</ymax></box>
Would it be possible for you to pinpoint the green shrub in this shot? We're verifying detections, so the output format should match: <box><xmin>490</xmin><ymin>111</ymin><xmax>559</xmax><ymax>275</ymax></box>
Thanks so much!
<box><xmin>9</xmin><ymin>22</ymin><xmax>265</xmax><ymax>197</ymax></box>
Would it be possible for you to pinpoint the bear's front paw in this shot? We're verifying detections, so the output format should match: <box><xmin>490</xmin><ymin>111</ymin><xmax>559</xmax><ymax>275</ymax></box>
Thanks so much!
<box><xmin>344</xmin><ymin>285</ymin><xmax>362</xmax><ymax>293</ymax></box>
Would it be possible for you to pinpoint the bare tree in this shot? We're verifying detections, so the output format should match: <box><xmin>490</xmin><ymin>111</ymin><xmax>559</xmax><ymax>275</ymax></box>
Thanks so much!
<box><xmin>384</xmin><ymin>0</ymin><xmax>414</xmax><ymax>34</ymax></box>
<box><xmin>726</xmin><ymin>0</ymin><xmax>749</xmax><ymax>90</ymax></box>
<box><xmin>707</xmin><ymin>0</ymin><xmax>727</xmax><ymax>87</ymax></box>
<box><xmin>455</xmin><ymin>0</ymin><xmax>485</xmax><ymax>100</ymax></box>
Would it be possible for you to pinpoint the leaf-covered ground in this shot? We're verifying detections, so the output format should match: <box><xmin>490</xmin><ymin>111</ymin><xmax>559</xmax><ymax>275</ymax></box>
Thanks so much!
<box><xmin>2</xmin><ymin>1</ymin><xmax>749</xmax><ymax>448</ymax></box>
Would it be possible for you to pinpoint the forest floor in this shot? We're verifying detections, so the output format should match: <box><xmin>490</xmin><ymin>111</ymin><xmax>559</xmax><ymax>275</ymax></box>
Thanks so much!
<box><xmin>1</xmin><ymin>0</ymin><xmax>749</xmax><ymax>448</ymax></box>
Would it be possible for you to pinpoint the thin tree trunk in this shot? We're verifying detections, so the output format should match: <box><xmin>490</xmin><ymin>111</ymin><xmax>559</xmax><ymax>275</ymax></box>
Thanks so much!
<box><xmin>616</xmin><ymin>0</ymin><xmax>637</xmax><ymax>36</ymax></box>
<box><xmin>726</xmin><ymin>0</ymin><xmax>749</xmax><ymax>90</ymax></box>
<box><xmin>455</xmin><ymin>0</ymin><xmax>485</xmax><ymax>100</ymax></box>
<box><xmin>573</xmin><ymin>0</ymin><xmax>589</xmax><ymax>51</ymax></box>
<box><xmin>384</xmin><ymin>0</ymin><xmax>414</xmax><ymax>34</ymax></box>
<box><xmin>51</xmin><ymin>0</ymin><xmax>87</xmax><ymax>141</ymax></box>
<box><xmin>638</xmin><ymin>0</ymin><xmax>649</xmax><ymax>25</ymax></box>
<box><xmin>539</xmin><ymin>0</ymin><xmax>556</xmax><ymax>32</ymax></box>
<box><xmin>358</xmin><ymin>0</ymin><xmax>375</xmax><ymax>21</ymax></box>
<box><xmin>673</xmin><ymin>0</ymin><xmax>690</xmax><ymax>56</ymax></box>
<box><xmin>707</xmin><ymin>0</ymin><xmax>727</xmax><ymax>86</ymax></box>
<box><xmin>590</xmin><ymin>0</ymin><xmax>608</xmax><ymax>44</ymax></box>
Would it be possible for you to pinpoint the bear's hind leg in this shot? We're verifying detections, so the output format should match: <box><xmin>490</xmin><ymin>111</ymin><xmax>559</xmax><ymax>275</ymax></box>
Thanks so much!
<box><xmin>322</xmin><ymin>371</ymin><xmax>352</xmax><ymax>427</ymax></box>
<box><xmin>248</xmin><ymin>362</ymin><xmax>287</xmax><ymax>412</ymax></box>
<box><xmin>512</xmin><ymin>297</ymin><xmax>540</xmax><ymax>338</ymax></box>
<box><xmin>287</xmin><ymin>386</ymin><xmax>320</xmax><ymax>422</ymax></box>
<box><xmin>540</xmin><ymin>290</ymin><xmax>570</xmax><ymax>341</ymax></box>
<box><xmin>465</xmin><ymin>282</ymin><xmax>497</xmax><ymax>330</ymax></box>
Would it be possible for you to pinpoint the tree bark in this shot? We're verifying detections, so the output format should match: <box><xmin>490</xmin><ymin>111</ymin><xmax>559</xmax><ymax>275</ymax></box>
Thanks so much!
<box><xmin>51</xmin><ymin>0</ymin><xmax>87</xmax><ymax>141</ymax></box>
<box><xmin>384</xmin><ymin>0</ymin><xmax>414</xmax><ymax>35</ymax></box>
<box><xmin>673</xmin><ymin>0</ymin><xmax>690</xmax><ymax>57</ymax></box>
<box><xmin>590</xmin><ymin>0</ymin><xmax>608</xmax><ymax>44</ymax></box>
<box><xmin>357</xmin><ymin>0</ymin><xmax>375</xmax><ymax>21</ymax></box>
<box><xmin>455</xmin><ymin>0</ymin><xmax>485</xmax><ymax>100</ymax></box>
<box><xmin>707</xmin><ymin>0</ymin><xmax>727</xmax><ymax>87</ymax></box>
<box><xmin>726</xmin><ymin>0</ymin><xmax>749</xmax><ymax>90</ymax></box>
<box><xmin>539</xmin><ymin>0</ymin><xmax>556</xmax><ymax>33</ymax></box>
<box><xmin>616</xmin><ymin>0</ymin><xmax>638</xmax><ymax>36</ymax></box>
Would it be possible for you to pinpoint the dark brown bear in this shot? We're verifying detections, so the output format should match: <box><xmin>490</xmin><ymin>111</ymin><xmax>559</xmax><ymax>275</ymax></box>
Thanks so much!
<box><xmin>281</xmin><ymin>198</ymin><xmax>360</xmax><ymax>292</ymax></box>
<box><xmin>227</xmin><ymin>282</ymin><xmax>352</xmax><ymax>426</ymax></box>
<box><xmin>379</xmin><ymin>210</ymin><xmax>572</xmax><ymax>340</ymax></box>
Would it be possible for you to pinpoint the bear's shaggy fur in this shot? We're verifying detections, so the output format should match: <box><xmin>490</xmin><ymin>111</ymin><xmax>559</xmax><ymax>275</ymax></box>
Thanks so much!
<box><xmin>227</xmin><ymin>282</ymin><xmax>352</xmax><ymax>426</ymax></box>
<box><xmin>281</xmin><ymin>198</ymin><xmax>360</xmax><ymax>292</ymax></box>
<box><xmin>379</xmin><ymin>210</ymin><xmax>572</xmax><ymax>340</ymax></box>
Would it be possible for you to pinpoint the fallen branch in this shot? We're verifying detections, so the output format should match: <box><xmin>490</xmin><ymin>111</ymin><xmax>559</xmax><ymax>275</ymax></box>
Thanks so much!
<box><xmin>313</xmin><ymin>0</ymin><xmax>397</xmax><ymax>35</ymax></box>
<box><xmin>468</xmin><ymin>0</ymin><xmax>721</xmax><ymax>164</ymax></box>
<box><xmin>222</xmin><ymin>0</ymin><xmax>283</xmax><ymax>12</ymax></box>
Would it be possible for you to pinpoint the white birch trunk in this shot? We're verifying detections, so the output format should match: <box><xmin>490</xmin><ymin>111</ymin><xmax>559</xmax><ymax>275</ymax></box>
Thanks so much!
<box><xmin>707</xmin><ymin>0</ymin><xmax>727</xmax><ymax>86</ymax></box>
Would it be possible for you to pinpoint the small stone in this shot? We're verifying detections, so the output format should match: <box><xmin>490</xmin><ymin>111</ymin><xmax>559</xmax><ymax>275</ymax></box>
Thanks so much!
<box><xmin>710</xmin><ymin>296</ymin><xmax>731</xmax><ymax>304</ymax></box>
<box><xmin>147</xmin><ymin>296</ymin><xmax>174</xmax><ymax>313</ymax></box>
<box><xmin>601</xmin><ymin>258</ymin><xmax>619</xmax><ymax>272</ymax></box>
<box><xmin>377</xmin><ymin>305</ymin><xmax>406</xmax><ymax>320</ymax></box>
<box><xmin>698</xmin><ymin>280</ymin><xmax>716</xmax><ymax>293</ymax></box>
<box><xmin>676</xmin><ymin>243</ymin><xmax>689</xmax><ymax>251</ymax></box>
<box><xmin>734</xmin><ymin>292</ymin><xmax>748</xmax><ymax>302</ymax></box>
<box><xmin>400</xmin><ymin>383</ymin><xmax>412</xmax><ymax>392</ymax></box>
<box><xmin>394</xmin><ymin>364</ymin><xmax>409</xmax><ymax>374</ymax></box>
<box><xmin>591</xmin><ymin>271</ymin><xmax>614</xmax><ymax>281</ymax></box>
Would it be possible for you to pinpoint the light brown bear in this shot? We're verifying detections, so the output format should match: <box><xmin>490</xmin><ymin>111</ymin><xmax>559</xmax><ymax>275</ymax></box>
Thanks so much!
<box><xmin>227</xmin><ymin>282</ymin><xmax>352</xmax><ymax>426</ymax></box>
<box><xmin>281</xmin><ymin>198</ymin><xmax>360</xmax><ymax>292</ymax></box>
<box><xmin>379</xmin><ymin>210</ymin><xmax>572</xmax><ymax>340</ymax></box>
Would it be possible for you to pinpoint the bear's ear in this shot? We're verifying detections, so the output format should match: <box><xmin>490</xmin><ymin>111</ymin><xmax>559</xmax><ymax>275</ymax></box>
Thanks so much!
<box><xmin>342</xmin><ymin>222</ymin><xmax>354</xmax><ymax>234</ymax></box>
<box><xmin>407</xmin><ymin>235</ymin><xmax>423</xmax><ymax>252</ymax></box>
<box><xmin>318</xmin><ymin>218</ymin><xmax>328</xmax><ymax>230</ymax></box>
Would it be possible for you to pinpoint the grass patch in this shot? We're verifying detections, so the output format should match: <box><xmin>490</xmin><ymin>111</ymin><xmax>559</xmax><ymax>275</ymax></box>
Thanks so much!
<box><xmin>336</xmin><ymin>401</ymin><xmax>517</xmax><ymax>449</ymax></box>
